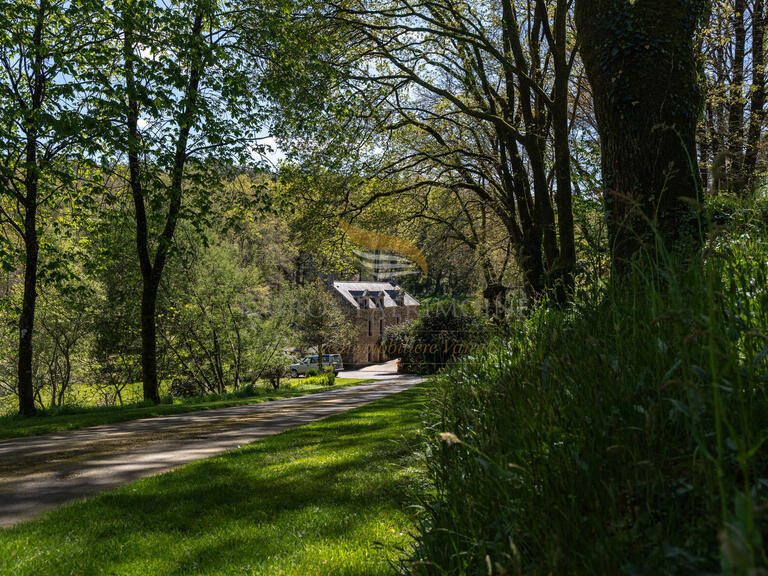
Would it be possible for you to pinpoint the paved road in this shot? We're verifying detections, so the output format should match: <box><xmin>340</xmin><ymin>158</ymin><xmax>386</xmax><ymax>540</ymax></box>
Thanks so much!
<box><xmin>0</xmin><ymin>376</ymin><xmax>422</xmax><ymax>528</ymax></box>
<box><xmin>338</xmin><ymin>359</ymin><xmax>402</xmax><ymax>380</ymax></box>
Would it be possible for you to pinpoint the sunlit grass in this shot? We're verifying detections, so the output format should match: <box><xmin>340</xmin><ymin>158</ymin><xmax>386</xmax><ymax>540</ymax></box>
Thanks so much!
<box><xmin>0</xmin><ymin>384</ymin><xmax>427</xmax><ymax>575</ymax></box>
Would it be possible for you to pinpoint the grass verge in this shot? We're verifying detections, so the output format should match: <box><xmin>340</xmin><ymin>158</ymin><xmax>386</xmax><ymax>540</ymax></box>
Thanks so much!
<box><xmin>407</xmin><ymin>197</ymin><xmax>768</xmax><ymax>574</ymax></box>
<box><xmin>0</xmin><ymin>378</ymin><xmax>375</xmax><ymax>440</ymax></box>
<box><xmin>0</xmin><ymin>383</ymin><xmax>426</xmax><ymax>576</ymax></box>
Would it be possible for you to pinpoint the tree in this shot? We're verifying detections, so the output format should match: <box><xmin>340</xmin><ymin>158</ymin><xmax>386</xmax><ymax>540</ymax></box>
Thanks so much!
<box><xmin>261</xmin><ymin>352</ymin><xmax>292</xmax><ymax>389</ymax></box>
<box><xmin>273</xmin><ymin>0</ymin><xmax>582</xmax><ymax>302</ymax></box>
<box><xmin>293</xmin><ymin>280</ymin><xmax>355</xmax><ymax>371</ymax></box>
<box><xmin>36</xmin><ymin>280</ymin><xmax>91</xmax><ymax>408</ymax></box>
<box><xmin>700</xmin><ymin>0</ymin><xmax>767</xmax><ymax>193</ymax></box>
<box><xmin>162</xmin><ymin>239</ymin><xmax>269</xmax><ymax>394</ymax></box>
<box><xmin>97</xmin><ymin>0</ymin><xmax>264</xmax><ymax>402</ymax></box>
<box><xmin>0</xmin><ymin>0</ymin><xmax>102</xmax><ymax>415</ymax></box>
<box><xmin>575</xmin><ymin>0</ymin><xmax>708</xmax><ymax>269</ymax></box>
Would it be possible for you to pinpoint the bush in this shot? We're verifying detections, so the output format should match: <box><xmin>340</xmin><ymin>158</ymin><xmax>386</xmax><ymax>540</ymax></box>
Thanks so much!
<box><xmin>168</xmin><ymin>372</ymin><xmax>199</xmax><ymax>398</ymax></box>
<box><xmin>232</xmin><ymin>383</ymin><xmax>258</xmax><ymax>398</ymax></box>
<box><xmin>260</xmin><ymin>353</ymin><xmax>291</xmax><ymax>390</ymax></box>
<box><xmin>302</xmin><ymin>371</ymin><xmax>336</xmax><ymax>387</ymax></box>
<box><xmin>383</xmin><ymin>302</ymin><xmax>489</xmax><ymax>374</ymax></box>
<box><xmin>325</xmin><ymin>371</ymin><xmax>336</xmax><ymax>386</ymax></box>
<box><xmin>407</xmin><ymin>202</ymin><xmax>768</xmax><ymax>574</ymax></box>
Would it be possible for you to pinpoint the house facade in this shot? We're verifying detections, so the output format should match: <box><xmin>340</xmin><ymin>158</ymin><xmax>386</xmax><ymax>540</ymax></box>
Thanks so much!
<box><xmin>330</xmin><ymin>281</ymin><xmax>419</xmax><ymax>367</ymax></box>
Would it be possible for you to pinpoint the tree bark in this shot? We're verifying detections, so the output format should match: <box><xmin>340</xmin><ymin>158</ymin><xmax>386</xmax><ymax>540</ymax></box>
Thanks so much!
<box><xmin>123</xmin><ymin>5</ymin><xmax>205</xmax><ymax>403</ymax></box>
<box><xmin>17</xmin><ymin>1</ymin><xmax>48</xmax><ymax>417</ymax></box>
<box><xmin>575</xmin><ymin>0</ymin><xmax>705</xmax><ymax>270</ymax></box>
<box><xmin>551</xmin><ymin>0</ymin><xmax>576</xmax><ymax>299</ymax></box>
<box><xmin>744</xmin><ymin>0</ymin><xmax>766</xmax><ymax>183</ymax></box>
<box><xmin>729</xmin><ymin>0</ymin><xmax>747</xmax><ymax>182</ymax></box>
<box><xmin>18</xmin><ymin>212</ymin><xmax>38</xmax><ymax>416</ymax></box>
<box><xmin>124</xmin><ymin>12</ymin><xmax>161</xmax><ymax>403</ymax></box>
<box><xmin>140</xmin><ymin>280</ymin><xmax>161</xmax><ymax>403</ymax></box>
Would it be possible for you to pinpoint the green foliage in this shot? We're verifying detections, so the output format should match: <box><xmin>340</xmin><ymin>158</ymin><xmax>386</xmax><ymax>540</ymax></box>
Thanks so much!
<box><xmin>162</xmin><ymin>239</ymin><xmax>273</xmax><ymax>395</ymax></box>
<box><xmin>292</xmin><ymin>280</ymin><xmax>356</xmax><ymax>364</ymax></box>
<box><xmin>168</xmin><ymin>374</ymin><xmax>199</xmax><ymax>399</ymax></box>
<box><xmin>382</xmin><ymin>302</ymin><xmax>489</xmax><ymax>375</ymax></box>
<box><xmin>303</xmin><ymin>370</ymin><xmax>336</xmax><ymax>387</ymax></box>
<box><xmin>408</xmin><ymin>198</ymin><xmax>768</xmax><ymax>574</ymax></box>
<box><xmin>706</xmin><ymin>193</ymin><xmax>768</xmax><ymax>230</ymax></box>
<box><xmin>260</xmin><ymin>353</ymin><xmax>292</xmax><ymax>390</ymax></box>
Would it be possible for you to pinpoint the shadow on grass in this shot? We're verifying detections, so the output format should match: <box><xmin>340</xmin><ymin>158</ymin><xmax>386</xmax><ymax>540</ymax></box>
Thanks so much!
<box><xmin>0</xmin><ymin>386</ymin><xmax>427</xmax><ymax>576</ymax></box>
<box><xmin>0</xmin><ymin>379</ymin><xmax>378</xmax><ymax>440</ymax></box>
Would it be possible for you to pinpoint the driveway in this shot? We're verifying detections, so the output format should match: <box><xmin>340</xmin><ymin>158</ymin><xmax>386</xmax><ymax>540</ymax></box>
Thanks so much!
<box><xmin>338</xmin><ymin>359</ymin><xmax>401</xmax><ymax>380</ymax></box>
<box><xmin>0</xmin><ymin>376</ymin><xmax>422</xmax><ymax>528</ymax></box>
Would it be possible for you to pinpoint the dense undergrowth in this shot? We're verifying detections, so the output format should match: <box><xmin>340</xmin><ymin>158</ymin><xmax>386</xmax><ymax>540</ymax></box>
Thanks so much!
<box><xmin>408</xmin><ymin>197</ymin><xmax>768</xmax><ymax>575</ymax></box>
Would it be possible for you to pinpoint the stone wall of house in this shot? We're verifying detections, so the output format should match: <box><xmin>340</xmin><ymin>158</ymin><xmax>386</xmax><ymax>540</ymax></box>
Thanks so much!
<box><xmin>345</xmin><ymin>305</ymin><xmax>419</xmax><ymax>367</ymax></box>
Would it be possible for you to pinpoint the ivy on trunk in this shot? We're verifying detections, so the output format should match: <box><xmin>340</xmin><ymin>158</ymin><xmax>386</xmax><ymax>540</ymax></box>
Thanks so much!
<box><xmin>576</xmin><ymin>0</ymin><xmax>707</xmax><ymax>269</ymax></box>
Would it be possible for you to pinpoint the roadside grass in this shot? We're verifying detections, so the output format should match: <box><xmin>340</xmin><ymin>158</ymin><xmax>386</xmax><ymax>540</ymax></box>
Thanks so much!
<box><xmin>0</xmin><ymin>378</ymin><xmax>374</xmax><ymax>439</ymax></box>
<box><xmin>0</xmin><ymin>383</ymin><xmax>427</xmax><ymax>576</ymax></box>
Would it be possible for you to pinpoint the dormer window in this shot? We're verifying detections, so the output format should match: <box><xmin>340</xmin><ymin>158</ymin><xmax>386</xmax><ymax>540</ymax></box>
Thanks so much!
<box><xmin>355</xmin><ymin>290</ymin><xmax>370</xmax><ymax>307</ymax></box>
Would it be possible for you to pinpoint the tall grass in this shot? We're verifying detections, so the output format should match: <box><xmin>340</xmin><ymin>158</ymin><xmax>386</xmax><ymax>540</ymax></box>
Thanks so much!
<box><xmin>407</xmin><ymin>196</ymin><xmax>768</xmax><ymax>575</ymax></box>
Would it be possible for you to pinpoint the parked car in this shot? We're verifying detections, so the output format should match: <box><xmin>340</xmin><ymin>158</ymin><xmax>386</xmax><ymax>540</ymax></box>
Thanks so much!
<box><xmin>290</xmin><ymin>354</ymin><xmax>344</xmax><ymax>378</ymax></box>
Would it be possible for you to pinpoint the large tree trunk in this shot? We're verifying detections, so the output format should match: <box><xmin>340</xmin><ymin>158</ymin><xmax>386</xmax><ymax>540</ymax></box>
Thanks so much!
<box><xmin>575</xmin><ymin>0</ymin><xmax>705</xmax><ymax>270</ymax></box>
<box><xmin>519</xmin><ymin>228</ymin><xmax>546</xmax><ymax>299</ymax></box>
<box><xmin>551</xmin><ymin>0</ymin><xmax>576</xmax><ymax>299</ymax></box>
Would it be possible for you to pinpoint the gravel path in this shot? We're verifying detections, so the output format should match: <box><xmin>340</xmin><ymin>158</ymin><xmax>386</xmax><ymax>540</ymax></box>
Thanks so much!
<box><xmin>0</xmin><ymin>376</ymin><xmax>422</xmax><ymax>528</ymax></box>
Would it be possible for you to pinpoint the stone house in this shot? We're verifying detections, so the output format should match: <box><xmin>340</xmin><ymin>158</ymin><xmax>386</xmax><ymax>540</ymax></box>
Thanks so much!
<box><xmin>330</xmin><ymin>281</ymin><xmax>420</xmax><ymax>367</ymax></box>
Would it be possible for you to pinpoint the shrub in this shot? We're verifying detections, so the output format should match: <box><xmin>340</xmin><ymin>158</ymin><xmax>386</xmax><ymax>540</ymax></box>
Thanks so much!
<box><xmin>325</xmin><ymin>371</ymin><xmax>336</xmax><ymax>386</ymax></box>
<box><xmin>407</xmin><ymin>201</ymin><xmax>768</xmax><ymax>574</ymax></box>
<box><xmin>383</xmin><ymin>302</ymin><xmax>489</xmax><ymax>374</ymax></box>
<box><xmin>302</xmin><ymin>371</ymin><xmax>336</xmax><ymax>387</ymax></box>
<box><xmin>260</xmin><ymin>353</ymin><xmax>291</xmax><ymax>390</ymax></box>
<box><xmin>232</xmin><ymin>383</ymin><xmax>258</xmax><ymax>398</ymax></box>
<box><xmin>168</xmin><ymin>372</ymin><xmax>199</xmax><ymax>398</ymax></box>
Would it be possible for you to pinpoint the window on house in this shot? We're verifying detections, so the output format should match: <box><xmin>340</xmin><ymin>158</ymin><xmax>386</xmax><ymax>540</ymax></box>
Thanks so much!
<box><xmin>379</xmin><ymin>319</ymin><xmax>383</xmax><ymax>334</ymax></box>
<box><xmin>368</xmin><ymin>318</ymin><xmax>372</xmax><ymax>337</ymax></box>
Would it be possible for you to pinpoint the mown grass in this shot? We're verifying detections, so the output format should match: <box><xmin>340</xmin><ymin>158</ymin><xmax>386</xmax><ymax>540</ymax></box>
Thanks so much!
<box><xmin>0</xmin><ymin>378</ymin><xmax>374</xmax><ymax>439</ymax></box>
<box><xmin>408</xmin><ymin>196</ymin><xmax>768</xmax><ymax>575</ymax></box>
<box><xmin>0</xmin><ymin>383</ymin><xmax>427</xmax><ymax>576</ymax></box>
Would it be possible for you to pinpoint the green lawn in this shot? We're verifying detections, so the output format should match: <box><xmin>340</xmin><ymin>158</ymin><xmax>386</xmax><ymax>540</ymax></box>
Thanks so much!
<box><xmin>0</xmin><ymin>378</ymin><xmax>374</xmax><ymax>439</ymax></box>
<box><xmin>0</xmin><ymin>384</ymin><xmax>427</xmax><ymax>576</ymax></box>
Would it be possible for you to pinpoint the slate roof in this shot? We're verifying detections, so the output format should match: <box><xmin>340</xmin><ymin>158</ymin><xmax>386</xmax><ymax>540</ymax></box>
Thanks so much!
<box><xmin>331</xmin><ymin>281</ymin><xmax>420</xmax><ymax>310</ymax></box>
